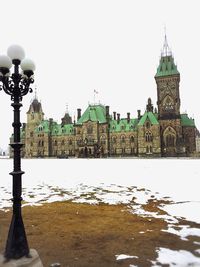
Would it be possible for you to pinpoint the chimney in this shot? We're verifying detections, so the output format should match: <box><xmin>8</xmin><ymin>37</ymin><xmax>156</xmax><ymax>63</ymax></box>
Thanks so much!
<box><xmin>137</xmin><ymin>110</ymin><xmax>141</xmax><ymax>120</ymax></box>
<box><xmin>127</xmin><ymin>112</ymin><xmax>130</xmax><ymax>123</ymax></box>
<box><xmin>105</xmin><ymin>105</ymin><xmax>110</xmax><ymax>119</ymax></box>
<box><xmin>113</xmin><ymin>111</ymin><xmax>116</xmax><ymax>120</ymax></box>
<box><xmin>117</xmin><ymin>113</ymin><xmax>120</xmax><ymax>124</ymax></box>
<box><xmin>77</xmin><ymin>108</ymin><xmax>81</xmax><ymax>120</ymax></box>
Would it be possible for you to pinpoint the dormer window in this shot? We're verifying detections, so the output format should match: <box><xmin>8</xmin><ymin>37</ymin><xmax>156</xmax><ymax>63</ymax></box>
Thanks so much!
<box><xmin>121</xmin><ymin>125</ymin><xmax>125</xmax><ymax>131</ymax></box>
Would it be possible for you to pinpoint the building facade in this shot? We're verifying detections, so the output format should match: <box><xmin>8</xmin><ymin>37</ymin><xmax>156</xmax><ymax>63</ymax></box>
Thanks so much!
<box><xmin>11</xmin><ymin>38</ymin><xmax>197</xmax><ymax>158</ymax></box>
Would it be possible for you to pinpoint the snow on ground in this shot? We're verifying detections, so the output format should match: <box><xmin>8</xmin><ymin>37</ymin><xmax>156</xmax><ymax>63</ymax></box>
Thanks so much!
<box><xmin>1</xmin><ymin>158</ymin><xmax>200</xmax><ymax>221</ymax></box>
<box><xmin>152</xmin><ymin>247</ymin><xmax>200</xmax><ymax>266</ymax></box>
<box><xmin>115</xmin><ymin>254</ymin><xmax>138</xmax><ymax>260</ymax></box>
<box><xmin>1</xmin><ymin>158</ymin><xmax>200</xmax><ymax>266</ymax></box>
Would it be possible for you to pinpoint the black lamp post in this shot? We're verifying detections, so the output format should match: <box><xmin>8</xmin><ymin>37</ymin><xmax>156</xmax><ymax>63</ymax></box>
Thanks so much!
<box><xmin>0</xmin><ymin>45</ymin><xmax>35</xmax><ymax>259</ymax></box>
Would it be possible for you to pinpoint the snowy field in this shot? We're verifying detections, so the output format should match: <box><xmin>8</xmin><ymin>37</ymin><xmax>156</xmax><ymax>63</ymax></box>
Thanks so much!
<box><xmin>1</xmin><ymin>158</ymin><xmax>200</xmax><ymax>266</ymax></box>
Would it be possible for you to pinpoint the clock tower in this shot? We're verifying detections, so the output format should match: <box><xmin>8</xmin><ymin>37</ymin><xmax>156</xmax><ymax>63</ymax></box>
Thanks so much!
<box><xmin>155</xmin><ymin>35</ymin><xmax>183</xmax><ymax>156</ymax></box>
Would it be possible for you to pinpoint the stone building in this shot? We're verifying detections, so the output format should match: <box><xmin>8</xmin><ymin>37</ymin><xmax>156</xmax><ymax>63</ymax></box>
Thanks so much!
<box><xmin>11</xmin><ymin>37</ymin><xmax>197</xmax><ymax>158</ymax></box>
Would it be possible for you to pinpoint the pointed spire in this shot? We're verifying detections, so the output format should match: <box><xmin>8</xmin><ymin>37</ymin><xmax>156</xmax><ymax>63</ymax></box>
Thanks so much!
<box><xmin>34</xmin><ymin>85</ymin><xmax>38</xmax><ymax>100</ymax></box>
<box><xmin>66</xmin><ymin>103</ymin><xmax>69</xmax><ymax>114</ymax></box>
<box><xmin>162</xmin><ymin>28</ymin><xmax>172</xmax><ymax>57</ymax></box>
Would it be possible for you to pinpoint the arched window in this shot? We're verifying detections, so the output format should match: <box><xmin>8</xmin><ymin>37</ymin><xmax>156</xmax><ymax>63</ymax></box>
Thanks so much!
<box><xmin>163</xmin><ymin>96</ymin><xmax>174</xmax><ymax>111</ymax></box>
<box><xmin>100</xmin><ymin>135</ymin><xmax>106</xmax><ymax>145</ymax></box>
<box><xmin>54</xmin><ymin>140</ymin><xmax>57</xmax><ymax>146</ymax></box>
<box><xmin>163</xmin><ymin>126</ymin><xmax>176</xmax><ymax>148</ymax></box>
<box><xmin>145</xmin><ymin>131</ymin><xmax>153</xmax><ymax>142</ymax></box>
<box><xmin>112</xmin><ymin>136</ymin><xmax>117</xmax><ymax>144</ymax></box>
<box><xmin>87</xmin><ymin>125</ymin><xmax>93</xmax><ymax>134</ymax></box>
<box><xmin>121</xmin><ymin>135</ymin><xmax>125</xmax><ymax>143</ymax></box>
<box><xmin>130</xmin><ymin>136</ymin><xmax>134</xmax><ymax>143</ymax></box>
<box><xmin>61</xmin><ymin>140</ymin><xmax>65</xmax><ymax>145</ymax></box>
<box><xmin>69</xmin><ymin>139</ymin><xmax>72</xmax><ymax>145</ymax></box>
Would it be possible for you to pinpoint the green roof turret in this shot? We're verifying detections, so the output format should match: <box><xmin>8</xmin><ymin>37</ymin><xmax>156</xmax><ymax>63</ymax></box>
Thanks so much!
<box><xmin>155</xmin><ymin>34</ymin><xmax>179</xmax><ymax>77</ymax></box>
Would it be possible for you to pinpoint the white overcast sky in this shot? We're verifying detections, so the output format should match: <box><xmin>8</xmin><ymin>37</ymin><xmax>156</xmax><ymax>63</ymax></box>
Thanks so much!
<box><xmin>0</xmin><ymin>0</ymin><xmax>200</xmax><ymax>150</ymax></box>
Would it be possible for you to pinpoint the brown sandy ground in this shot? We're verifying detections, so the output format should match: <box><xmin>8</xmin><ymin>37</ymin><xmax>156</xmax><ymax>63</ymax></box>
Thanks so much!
<box><xmin>0</xmin><ymin>201</ymin><xmax>200</xmax><ymax>267</ymax></box>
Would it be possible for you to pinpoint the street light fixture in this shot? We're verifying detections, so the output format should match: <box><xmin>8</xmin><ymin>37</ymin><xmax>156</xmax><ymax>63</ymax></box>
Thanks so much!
<box><xmin>0</xmin><ymin>45</ymin><xmax>35</xmax><ymax>259</ymax></box>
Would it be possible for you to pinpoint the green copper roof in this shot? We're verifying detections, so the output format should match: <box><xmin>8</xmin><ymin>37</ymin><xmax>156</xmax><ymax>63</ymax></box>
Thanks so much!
<box><xmin>35</xmin><ymin>120</ymin><xmax>50</xmax><ymax>133</ymax></box>
<box><xmin>35</xmin><ymin>120</ymin><xmax>74</xmax><ymax>135</ymax></box>
<box><xmin>138</xmin><ymin>112</ymin><xmax>159</xmax><ymax>126</ymax></box>
<box><xmin>181</xmin><ymin>114</ymin><xmax>195</xmax><ymax>127</ymax></box>
<box><xmin>77</xmin><ymin>104</ymin><xmax>107</xmax><ymax>124</ymax></box>
<box><xmin>155</xmin><ymin>55</ymin><xmax>179</xmax><ymax>77</ymax></box>
<box><xmin>51</xmin><ymin>123</ymin><xmax>74</xmax><ymax>136</ymax></box>
<box><xmin>110</xmin><ymin>118</ymin><xmax>138</xmax><ymax>132</ymax></box>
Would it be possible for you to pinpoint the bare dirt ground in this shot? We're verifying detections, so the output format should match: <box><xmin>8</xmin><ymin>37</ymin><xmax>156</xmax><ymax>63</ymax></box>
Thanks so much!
<box><xmin>0</xmin><ymin>201</ymin><xmax>200</xmax><ymax>267</ymax></box>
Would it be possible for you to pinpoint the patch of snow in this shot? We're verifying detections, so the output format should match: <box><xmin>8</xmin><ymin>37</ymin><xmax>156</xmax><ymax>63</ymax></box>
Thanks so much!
<box><xmin>1</xmin><ymin>158</ymin><xmax>200</xmax><ymax>225</ymax></box>
<box><xmin>115</xmin><ymin>254</ymin><xmax>138</xmax><ymax>260</ymax></box>
<box><xmin>130</xmin><ymin>205</ymin><xmax>179</xmax><ymax>224</ymax></box>
<box><xmin>162</xmin><ymin>201</ymin><xmax>200</xmax><ymax>224</ymax></box>
<box><xmin>72</xmin><ymin>198</ymin><xmax>99</xmax><ymax>205</ymax></box>
<box><xmin>194</xmin><ymin>241</ymin><xmax>200</xmax><ymax>245</ymax></box>
<box><xmin>154</xmin><ymin>247</ymin><xmax>200</xmax><ymax>266</ymax></box>
<box><xmin>162</xmin><ymin>225</ymin><xmax>200</xmax><ymax>241</ymax></box>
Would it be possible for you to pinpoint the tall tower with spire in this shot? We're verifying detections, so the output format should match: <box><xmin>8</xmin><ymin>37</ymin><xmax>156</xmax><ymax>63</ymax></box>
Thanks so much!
<box><xmin>155</xmin><ymin>34</ymin><xmax>180</xmax><ymax>119</ymax></box>
<box><xmin>155</xmin><ymin>34</ymin><xmax>183</xmax><ymax>156</ymax></box>
<box><xmin>25</xmin><ymin>89</ymin><xmax>44</xmax><ymax>157</ymax></box>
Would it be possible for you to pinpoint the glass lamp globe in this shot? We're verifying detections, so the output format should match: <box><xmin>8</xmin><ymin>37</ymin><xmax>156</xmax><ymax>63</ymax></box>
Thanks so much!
<box><xmin>7</xmin><ymin>45</ymin><xmax>25</xmax><ymax>61</ymax></box>
<box><xmin>0</xmin><ymin>55</ymin><xmax>12</xmax><ymax>69</ymax></box>
<box><xmin>21</xmin><ymin>58</ymin><xmax>36</xmax><ymax>72</ymax></box>
<box><xmin>0</xmin><ymin>55</ymin><xmax>12</xmax><ymax>75</ymax></box>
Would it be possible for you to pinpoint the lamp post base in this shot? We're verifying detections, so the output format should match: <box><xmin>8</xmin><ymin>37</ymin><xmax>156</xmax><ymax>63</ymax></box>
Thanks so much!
<box><xmin>0</xmin><ymin>249</ymin><xmax>43</xmax><ymax>267</ymax></box>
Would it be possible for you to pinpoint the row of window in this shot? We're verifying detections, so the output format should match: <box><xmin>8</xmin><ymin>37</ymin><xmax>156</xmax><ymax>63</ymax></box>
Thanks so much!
<box><xmin>112</xmin><ymin>135</ymin><xmax>135</xmax><ymax>143</ymax></box>
<box><xmin>112</xmin><ymin>125</ymin><xmax>134</xmax><ymax>131</ymax></box>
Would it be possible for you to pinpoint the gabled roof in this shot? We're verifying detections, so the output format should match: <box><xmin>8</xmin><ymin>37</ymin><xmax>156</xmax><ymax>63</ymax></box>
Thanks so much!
<box><xmin>77</xmin><ymin>104</ymin><xmax>107</xmax><ymax>124</ymax></box>
<box><xmin>155</xmin><ymin>55</ymin><xmax>179</xmax><ymax>78</ymax></box>
<box><xmin>110</xmin><ymin>118</ymin><xmax>138</xmax><ymax>132</ymax></box>
<box><xmin>181</xmin><ymin>114</ymin><xmax>195</xmax><ymax>127</ymax></box>
<box><xmin>138</xmin><ymin>112</ymin><xmax>159</xmax><ymax>126</ymax></box>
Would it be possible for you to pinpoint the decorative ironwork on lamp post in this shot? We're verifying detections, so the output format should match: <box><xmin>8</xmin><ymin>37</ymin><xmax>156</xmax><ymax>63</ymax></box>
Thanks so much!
<box><xmin>0</xmin><ymin>45</ymin><xmax>35</xmax><ymax>259</ymax></box>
